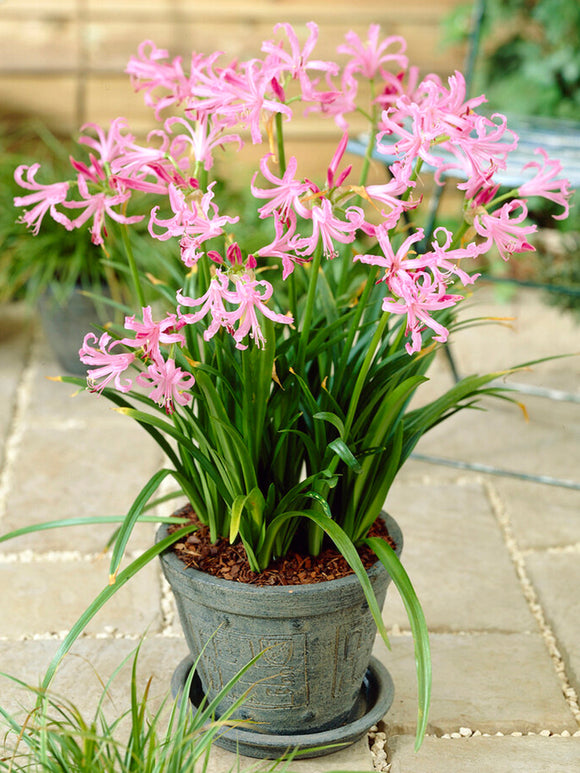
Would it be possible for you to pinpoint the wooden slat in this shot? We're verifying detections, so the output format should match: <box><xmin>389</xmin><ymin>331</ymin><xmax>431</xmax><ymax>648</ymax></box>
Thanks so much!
<box><xmin>0</xmin><ymin>0</ymin><xmax>468</xmax><ymax>138</ymax></box>
<box><xmin>0</xmin><ymin>75</ymin><xmax>77</xmax><ymax>130</ymax></box>
<box><xmin>1</xmin><ymin>0</ymin><xmax>76</xmax><ymax>15</ymax></box>
<box><xmin>0</xmin><ymin>19</ymin><xmax>78</xmax><ymax>71</ymax></box>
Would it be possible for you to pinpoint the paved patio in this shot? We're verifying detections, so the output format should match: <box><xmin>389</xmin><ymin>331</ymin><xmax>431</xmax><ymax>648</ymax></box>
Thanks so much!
<box><xmin>0</xmin><ymin>285</ymin><xmax>579</xmax><ymax>772</ymax></box>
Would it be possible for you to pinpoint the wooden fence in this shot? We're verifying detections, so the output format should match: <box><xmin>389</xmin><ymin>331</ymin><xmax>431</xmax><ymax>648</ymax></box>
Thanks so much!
<box><xmin>0</xmin><ymin>0</ymin><xmax>468</xmax><ymax>178</ymax></box>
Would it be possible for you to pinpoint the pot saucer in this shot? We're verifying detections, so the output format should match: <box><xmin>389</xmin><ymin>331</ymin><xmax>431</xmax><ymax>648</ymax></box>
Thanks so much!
<box><xmin>171</xmin><ymin>654</ymin><xmax>394</xmax><ymax>759</ymax></box>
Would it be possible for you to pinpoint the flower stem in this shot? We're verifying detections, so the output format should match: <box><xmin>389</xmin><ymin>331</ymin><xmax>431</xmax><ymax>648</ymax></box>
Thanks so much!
<box><xmin>334</xmin><ymin>265</ymin><xmax>380</xmax><ymax>391</ymax></box>
<box><xmin>358</xmin><ymin>79</ymin><xmax>377</xmax><ymax>188</ymax></box>
<box><xmin>275</xmin><ymin>111</ymin><xmax>297</xmax><ymax>321</ymax></box>
<box><xmin>343</xmin><ymin>309</ymin><xmax>390</xmax><ymax>440</ymax></box>
<box><xmin>120</xmin><ymin>225</ymin><xmax>146</xmax><ymax>309</ymax></box>
<box><xmin>275</xmin><ymin>112</ymin><xmax>287</xmax><ymax>175</ymax></box>
<box><xmin>297</xmin><ymin>241</ymin><xmax>323</xmax><ymax>372</ymax></box>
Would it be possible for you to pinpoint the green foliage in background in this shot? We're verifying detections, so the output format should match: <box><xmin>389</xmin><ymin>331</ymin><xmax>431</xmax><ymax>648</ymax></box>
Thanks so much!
<box><xmin>0</xmin><ymin>122</ymin><xmax>179</xmax><ymax>310</ymax></box>
<box><xmin>443</xmin><ymin>0</ymin><xmax>580</xmax><ymax>119</ymax></box>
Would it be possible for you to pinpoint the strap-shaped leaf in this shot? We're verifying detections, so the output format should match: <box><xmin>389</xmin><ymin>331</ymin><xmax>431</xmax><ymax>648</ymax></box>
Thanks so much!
<box><xmin>257</xmin><ymin>509</ymin><xmax>390</xmax><ymax>644</ymax></box>
<box><xmin>328</xmin><ymin>437</ymin><xmax>362</xmax><ymax>472</ymax></box>
<box><xmin>313</xmin><ymin>411</ymin><xmax>345</xmax><ymax>438</ymax></box>
<box><xmin>109</xmin><ymin>468</ymin><xmax>174</xmax><ymax>581</ymax></box>
<box><xmin>364</xmin><ymin>536</ymin><xmax>431</xmax><ymax>751</ymax></box>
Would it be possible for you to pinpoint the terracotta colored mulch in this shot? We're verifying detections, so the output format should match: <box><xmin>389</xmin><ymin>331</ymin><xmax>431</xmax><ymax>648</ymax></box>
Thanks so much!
<box><xmin>169</xmin><ymin>504</ymin><xmax>396</xmax><ymax>586</ymax></box>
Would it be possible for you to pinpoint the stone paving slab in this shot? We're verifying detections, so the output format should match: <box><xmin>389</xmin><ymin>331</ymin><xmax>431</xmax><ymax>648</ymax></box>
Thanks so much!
<box><xmin>374</xmin><ymin>633</ymin><xmax>577</xmax><ymax>735</ymax></box>
<box><xmin>444</xmin><ymin>286</ymin><xmax>580</xmax><ymax>394</ymax></box>
<box><xmin>387</xmin><ymin>734</ymin><xmax>580</xmax><ymax>773</ymax></box>
<box><xmin>1</xmin><ymin>420</ymin><xmax>162</xmax><ymax>552</ymax></box>
<box><xmin>204</xmin><ymin>737</ymin><xmax>373</xmax><ymax>772</ymax></box>
<box><xmin>413</xmin><ymin>394</ymin><xmax>580</xmax><ymax>483</ymax></box>
<box><xmin>0</xmin><ymin>559</ymin><xmax>163</xmax><ymax>637</ymax></box>
<box><xmin>0</xmin><ymin>304</ymin><xmax>32</xmax><ymax>468</ymax></box>
<box><xmin>526</xmin><ymin>552</ymin><xmax>580</xmax><ymax>696</ymax></box>
<box><xmin>0</xmin><ymin>636</ymin><xmax>189</xmax><ymax>720</ymax></box>
<box><xmin>383</xmin><ymin>482</ymin><xmax>535</xmax><ymax>633</ymax></box>
<box><xmin>495</xmin><ymin>479</ymin><xmax>580</xmax><ymax>550</ymax></box>
<box><xmin>0</xmin><ymin>636</ymin><xmax>373</xmax><ymax>772</ymax></box>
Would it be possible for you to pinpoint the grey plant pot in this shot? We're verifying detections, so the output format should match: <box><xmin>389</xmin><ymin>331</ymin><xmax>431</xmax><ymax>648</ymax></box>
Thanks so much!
<box><xmin>38</xmin><ymin>286</ymin><xmax>111</xmax><ymax>376</ymax></box>
<box><xmin>171</xmin><ymin>652</ymin><xmax>394</xmax><ymax>759</ymax></box>
<box><xmin>157</xmin><ymin>512</ymin><xmax>402</xmax><ymax>753</ymax></box>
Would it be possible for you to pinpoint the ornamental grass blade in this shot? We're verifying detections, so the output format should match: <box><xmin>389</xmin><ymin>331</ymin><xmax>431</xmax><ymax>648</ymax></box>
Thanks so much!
<box><xmin>364</xmin><ymin>536</ymin><xmax>431</xmax><ymax>751</ymax></box>
<box><xmin>41</xmin><ymin>525</ymin><xmax>196</xmax><ymax>691</ymax></box>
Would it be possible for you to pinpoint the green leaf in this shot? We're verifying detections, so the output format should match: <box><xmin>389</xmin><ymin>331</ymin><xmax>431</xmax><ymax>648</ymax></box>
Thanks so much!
<box><xmin>229</xmin><ymin>494</ymin><xmax>246</xmax><ymax>543</ymax></box>
<box><xmin>313</xmin><ymin>411</ymin><xmax>345</xmax><ymax>438</ymax></box>
<box><xmin>328</xmin><ymin>437</ymin><xmax>362</xmax><ymax>472</ymax></box>
<box><xmin>364</xmin><ymin>536</ymin><xmax>431</xmax><ymax>751</ymax></box>
<box><xmin>109</xmin><ymin>468</ymin><xmax>174</xmax><ymax>581</ymax></box>
<box><xmin>258</xmin><ymin>509</ymin><xmax>390</xmax><ymax>645</ymax></box>
<box><xmin>0</xmin><ymin>514</ymin><xmax>189</xmax><ymax>545</ymax></box>
<box><xmin>114</xmin><ymin>406</ymin><xmax>222</xmax><ymax>489</ymax></box>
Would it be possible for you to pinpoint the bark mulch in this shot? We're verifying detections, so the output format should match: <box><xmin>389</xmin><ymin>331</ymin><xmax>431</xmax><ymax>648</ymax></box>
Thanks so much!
<box><xmin>169</xmin><ymin>504</ymin><xmax>396</xmax><ymax>586</ymax></box>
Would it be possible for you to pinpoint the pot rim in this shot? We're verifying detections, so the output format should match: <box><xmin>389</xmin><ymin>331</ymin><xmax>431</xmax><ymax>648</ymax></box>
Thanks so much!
<box><xmin>157</xmin><ymin>510</ymin><xmax>403</xmax><ymax>598</ymax></box>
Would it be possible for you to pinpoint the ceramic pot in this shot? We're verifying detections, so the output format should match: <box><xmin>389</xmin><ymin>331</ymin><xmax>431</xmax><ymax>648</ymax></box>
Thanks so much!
<box><xmin>157</xmin><ymin>512</ymin><xmax>402</xmax><ymax>757</ymax></box>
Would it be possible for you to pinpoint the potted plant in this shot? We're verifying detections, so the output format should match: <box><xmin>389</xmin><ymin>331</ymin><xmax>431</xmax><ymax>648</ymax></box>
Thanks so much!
<box><xmin>0</xmin><ymin>123</ymin><xmax>176</xmax><ymax>374</ymax></box>
<box><xmin>9</xmin><ymin>21</ymin><xmax>572</xmax><ymax>758</ymax></box>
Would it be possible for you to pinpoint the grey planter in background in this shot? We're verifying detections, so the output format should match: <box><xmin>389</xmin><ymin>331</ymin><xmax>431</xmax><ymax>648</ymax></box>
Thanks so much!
<box><xmin>38</xmin><ymin>286</ymin><xmax>111</xmax><ymax>376</ymax></box>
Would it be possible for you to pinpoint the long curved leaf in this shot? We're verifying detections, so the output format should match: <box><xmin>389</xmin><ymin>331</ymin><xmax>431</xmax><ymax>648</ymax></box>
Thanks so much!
<box><xmin>364</xmin><ymin>535</ymin><xmax>431</xmax><ymax>751</ymax></box>
<box><xmin>109</xmin><ymin>468</ymin><xmax>173</xmax><ymax>581</ymax></box>
<box><xmin>258</xmin><ymin>509</ymin><xmax>390</xmax><ymax>645</ymax></box>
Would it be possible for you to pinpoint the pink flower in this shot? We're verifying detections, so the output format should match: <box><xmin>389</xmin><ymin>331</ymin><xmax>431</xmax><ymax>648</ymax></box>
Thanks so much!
<box><xmin>62</xmin><ymin>175</ymin><xmax>143</xmax><ymax>246</ymax></box>
<box><xmin>224</xmin><ymin>274</ymin><xmax>294</xmax><ymax>349</ymax></box>
<box><xmin>299</xmin><ymin>199</ymin><xmax>364</xmax><ymax>259</ymax></box>
<box><xmin>473</xmin><ymin>200</ymin><xmax>536</xmax><ymax>261</ymax></box>
<box><xmin>261</xmin><ymin>22</ymin><xmax>339</xmax><ymax>90</ymax></box>
<box><xmin>254</xmin><ymin>210</ymin><xmax>307</xmax><ymax>279</ymax></box>
<box><xmin>79</xmin><ymin>332</ymin><xmax>135</xmax><ymax>393</ymax></box>
<box><xmin>78</xmin><ymin>118</ymin><xmax>134</xmax><ymax>165</ymax></box>
<box><xmin>303</xmin><ymin>68</ymin><xmax>358</xmax><ymax>130</ymax></box>
<box><xmin>518</xmin><ymin>148</ymin><xmax>572</xmax><ymax>221</ymax></box>
<box><xmin>121</xmin><ymin>307</ymin><xmax>185</xmax><ymax>363</ymax></box>
<box><xmin>383</xmin><ymin>272</ymin><xmax>462</xmax><ymax>354</ymax></box>
<box><xmin>438</xmin><ymin>113</ymin><xmax>517</xmax><ymax>186</ymax></box>
<box><xmin>424</xmin><ymin>227</ymin><xmax>480</xmax><ymax>286</ymax></box>
<box><xmin>251</xmin><ymin>154</ymin><xmax>310</xmax><ymax>220</ymax></box>
<box><xmin>338</xmin><ymin>25</ymin><xmax>408</xmax><ymax>79</ymax></box>
<box><xmin>355</xmin><ymin>228</ymin><xmax>428</xmax><ymax>279</ymax></box>
<box><xmin>136</xmin><ymin>357</ymin><xmax>195</xmax><ymax>414</ymax></box>
<box><xmin>149</xmin><ymin>183</ymin><xmax>238</xmax><ymax>265</ymax></box>
<box><xmin>165</xmin><ymin>115</ymin><xmax>242</xmax><ymax>171</ymax></box>
<box><xmin>126</xmin><ymin>40</ymin><xmax>194</xmax><ymax>119</ymax></box>
<box><xmin>364</xmin><ymin>165</ymin><xmax>417</xmax><ymax>228</ymax></box>
<box><xmin>177</xmin><ymin>271</ymin><xmax>233</xmax><ymax>341</ymax></box>
<box><xmin>13</xmin><ymin>165</ymin><xmax>72</xmax><ymax>234</ymax></box>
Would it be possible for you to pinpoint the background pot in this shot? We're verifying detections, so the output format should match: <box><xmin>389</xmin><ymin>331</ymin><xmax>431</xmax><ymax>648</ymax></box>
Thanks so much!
<box><xmin>38</xmin><ymin>285</ymin><xmax>112</xmax><ymax>376</ymax></box>
<box><xmin>157</xmin><ymin>512</ymin><xmax>402</xmax><ymax>742</ymax></box>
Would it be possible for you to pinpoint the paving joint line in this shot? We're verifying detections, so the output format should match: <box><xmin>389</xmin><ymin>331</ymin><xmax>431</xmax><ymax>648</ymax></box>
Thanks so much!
<box><xmin>0</xmin><ymin>326</ymin><xmax>37</xmax><ymax>522</ymax></box>
<box><xmin>484</xmin><ymin>480</ymin><xmax>580</xmax><ymax>725</ymax></box>
<box><xmin>0</xmin><ymin>550</ymin><xmax>145</xmax><ymax>564</ymax></box>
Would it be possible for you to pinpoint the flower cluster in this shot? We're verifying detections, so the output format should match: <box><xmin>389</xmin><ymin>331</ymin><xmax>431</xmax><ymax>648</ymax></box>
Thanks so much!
<box><xmin>14</xmin><ymin>23</ymin><xmax>571</xmax><ymax>400</ymax></box>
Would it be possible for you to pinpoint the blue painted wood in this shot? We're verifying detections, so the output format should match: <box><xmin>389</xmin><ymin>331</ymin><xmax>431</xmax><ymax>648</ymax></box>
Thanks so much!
<box><xmin>347</xmin><ymin>114</ymin><xmax>580</xmax><ymax>189</ymax></box>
